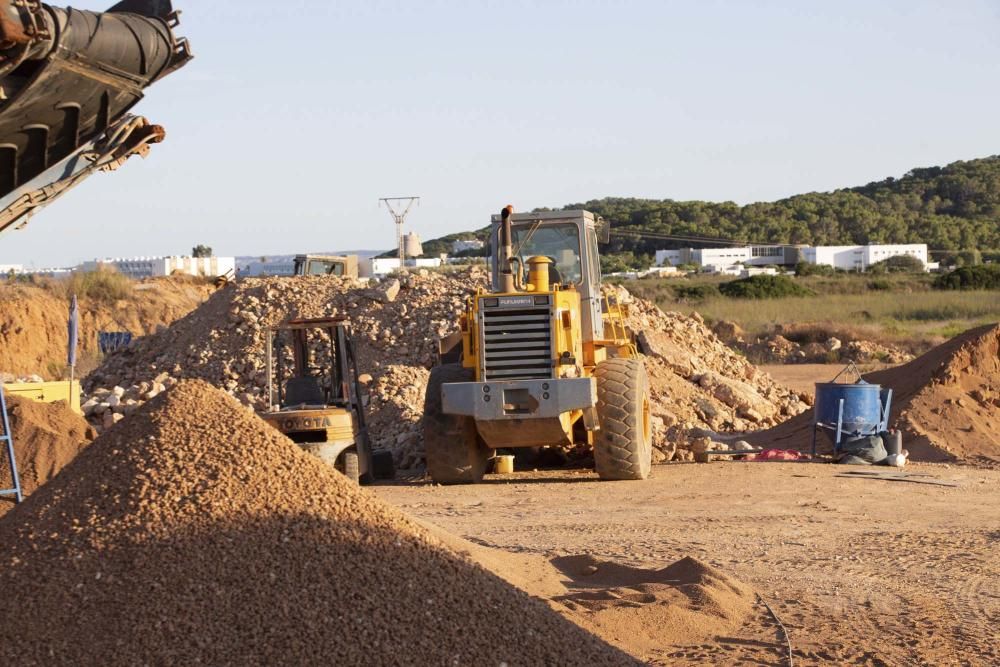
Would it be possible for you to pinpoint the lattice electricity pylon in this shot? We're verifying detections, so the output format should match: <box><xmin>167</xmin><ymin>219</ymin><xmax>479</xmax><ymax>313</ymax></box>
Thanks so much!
<box><xmin>379</xmin><ymin>197</ymin><xmax>420</xmax><ymax>263</ymax></box>
<box><xmin>0</xmin><ymin>385</ymin><xmax>23</xmax><ymax>504</ymax></box>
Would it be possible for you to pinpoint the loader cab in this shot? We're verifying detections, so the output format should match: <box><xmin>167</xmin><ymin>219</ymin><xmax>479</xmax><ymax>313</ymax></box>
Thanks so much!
<box><xmin>293</xmin><ymin>254</ymin><xmax>358</xmax><ymax>278</ymax></box>
<box><xmin>489</xmin><ymin>210</ymin><xmax>608</xmax><ymax>341</ymax></box>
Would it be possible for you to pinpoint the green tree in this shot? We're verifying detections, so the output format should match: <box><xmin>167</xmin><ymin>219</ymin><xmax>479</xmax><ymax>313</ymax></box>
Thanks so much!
<box><xmin>868</xmin><ymin>255</ymin><xmax>925</xmax><ymax>274</ymax></box>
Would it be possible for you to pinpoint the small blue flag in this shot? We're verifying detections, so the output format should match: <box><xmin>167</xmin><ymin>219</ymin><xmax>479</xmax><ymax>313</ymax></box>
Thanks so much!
<box><xmin>67</xmin><ymin>294</ymin><xmax>79</xmax><ymax>369</ymax></box>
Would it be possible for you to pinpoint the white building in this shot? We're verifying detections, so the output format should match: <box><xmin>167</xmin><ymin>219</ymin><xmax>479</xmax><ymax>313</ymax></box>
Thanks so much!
<box><xmin>657</xmin><ymin>243</ymin><xmax>929</xmax><ymax>273</ymax></box>
<box><xmin>655</xmin><ymin>249</ymin><xmax>684</xmax><ymax>266</ymax></box>
<box><xmin>803</xmin><ymin>244</ymin><xmax>927</xmax><ymax>271</ymax></box>
<box><xmin>0</xmin><ymin>263</ymin><xmax>23</xmax><ymax>274</ymax></box>
<box><xmin>452</xmin><ymin>238</ymin><xmax>485</xmax><ymax>253</ymax></box>
<box><xmin>741</xmin><ymin>266</ymin><xmax>780</xmax><ymax>278</ymax></box>
<box><xmin>80</xmin><ymin>256</ymin><xmax>236</xmax><ymax>279</ymax></box>
<box><xmin>362</xmin><ymin>257</ymin><xmax>443</xmax><ymax>278</ymax></box>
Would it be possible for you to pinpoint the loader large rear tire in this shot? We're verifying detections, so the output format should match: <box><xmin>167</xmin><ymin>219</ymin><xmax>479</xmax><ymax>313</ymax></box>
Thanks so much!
<box><xmin>594</xmin><ymin>358</ymin><xmax>652</xmax><ymax>481</ymax></box>
<box><xmin>423</xmin><ymin>364</ymin><xmax>492</xmax><ymax>484</ymax></box>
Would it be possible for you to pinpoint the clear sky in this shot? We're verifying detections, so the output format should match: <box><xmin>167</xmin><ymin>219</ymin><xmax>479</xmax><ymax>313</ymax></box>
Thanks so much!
<box><xmin>2</xmin><ymin>0</ymin><xmax>998</xmax><ymax>268</ymax></box>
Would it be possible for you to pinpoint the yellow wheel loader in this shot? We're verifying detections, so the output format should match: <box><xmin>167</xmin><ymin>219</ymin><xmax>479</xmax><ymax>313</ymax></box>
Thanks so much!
<box><xmin>260</xmin><ymin>317</ymin><xmax>394</xmax><ymax>484</ymax></box>
<box><xmin>424</xmin><ymin>207</ymin><xmax>652</xmax><ymax>484</ymax></box>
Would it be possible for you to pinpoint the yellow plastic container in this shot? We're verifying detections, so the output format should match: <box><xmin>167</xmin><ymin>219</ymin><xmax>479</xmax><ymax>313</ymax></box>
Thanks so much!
<box><xmin>3</xmin><ymin>381</ymin><xmax>81</xmax><ymax>414</ymax></box>
<box><xmin>494</xmin><ymin>455</ymin><xmax>515</xmax><ymax>474</ymax></box>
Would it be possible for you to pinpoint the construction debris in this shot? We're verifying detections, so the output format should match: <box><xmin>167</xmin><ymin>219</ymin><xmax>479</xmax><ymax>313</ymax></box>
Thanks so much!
<box><xmin>0</xmin><ymin>380</ymin><xmax>636</xmax><ymax>665</ymax></box>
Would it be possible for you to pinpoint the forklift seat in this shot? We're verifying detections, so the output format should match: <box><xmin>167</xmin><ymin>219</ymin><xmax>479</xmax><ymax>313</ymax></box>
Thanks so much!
<box><xmin>284</xmin><ymin>377</ymin><xmax>326</xmax><ymax>406</ymax></box>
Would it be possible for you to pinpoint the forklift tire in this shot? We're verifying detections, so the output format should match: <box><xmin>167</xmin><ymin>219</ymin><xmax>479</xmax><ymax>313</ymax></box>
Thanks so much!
<box><xmin>424</xmin><ymin>364</ymin><xmax>492</xmax><ymax>484</ymax></box>
<box><xmin>372</xmin><ymin>449</ymin><xmax>396</xmax><ymax>480</ymax></box>
<box><xmin>343</xmin><ymin>450</ymin><xmax>360</xmax><ymax>485</ymax></box>
<box><xmin>594</xmin><ymin>358</ymin><xmax>652</xmax><ymax>481</ymax></box>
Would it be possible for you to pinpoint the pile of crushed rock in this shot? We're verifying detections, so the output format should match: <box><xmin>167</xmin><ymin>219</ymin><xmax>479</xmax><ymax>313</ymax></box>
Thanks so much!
<box><xmin>612</xmin><ymin>286</ymin><xmax>809</xmax><ymax>461</ymax></box>
<box><xmin>83</xmin><ymin>270</ymin><xmax>808</xmax><ymax>467</ymax></box>
<box><xmin>84</xmin><ymin>270</ymin><xmax>486</xmax><ymax>468</ymax></box>
<box><xmin>0</xmin><ymin>381</ymin><xmax>635</xmax><ymax>664</ymax></box>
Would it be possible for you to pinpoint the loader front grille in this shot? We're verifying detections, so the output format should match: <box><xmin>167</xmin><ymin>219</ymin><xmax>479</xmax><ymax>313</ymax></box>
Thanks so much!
<box><xmin>480</xmin><ymin>305</ymin><xmax>554</xmax><ymax>380</ymax></box>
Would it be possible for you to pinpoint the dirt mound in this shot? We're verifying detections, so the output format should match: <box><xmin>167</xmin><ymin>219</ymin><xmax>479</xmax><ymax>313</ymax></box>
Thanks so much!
<box><xmin>0</xmin><ymin>396</ymin><xmax>94</xmax><ymax>513</ymax></box>
<box><xmin>745</xmin><ymin>324</ymin><xmax>1000</xmax><ymax>463</ymax></box>
<box><xmin>0</xmin><ymin>380</ymin><xmax>633</xmax><ymax>665</ymax></box>
<box><xmin>422</xmin><ymin>520</ymin><xmax>757</xmax><ymax>663</ymax></box>
<box><xmin>551</xmin><ymin>554</ymin><xmax>755</xmax><ymax>656</ymax></box>
<box><xmin>0</xmin><ymin>278</ymin><xmax>212</xmax><ymax>380</ymax></box>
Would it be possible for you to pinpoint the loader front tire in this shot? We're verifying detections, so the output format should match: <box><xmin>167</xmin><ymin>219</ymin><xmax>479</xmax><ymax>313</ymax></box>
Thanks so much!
<box><xmin>594</xmin><ymin>358</ymin><xmax>652</xmax><ymax>481</ymax></box>
<box><xmin>423</xmin><ymin>364</ymin><xmax>492</xmax><ymax>484</ymax></box>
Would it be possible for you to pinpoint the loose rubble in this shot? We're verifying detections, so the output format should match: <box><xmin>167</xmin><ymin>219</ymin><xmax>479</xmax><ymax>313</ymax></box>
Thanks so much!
<box><xmin>611</xmin><ymin>286</ymin><xmax>810</xmax><ymax>460</ymax></box>
<box><xmin>84</xmin><ymin>269</ymin><xmax>489</xmax><ymax>468</ymax></box>
<box><xmin>0</xmin><ymin>380</ymin><xmax>635</xmax><ymax>665</ymax></box>
<box><xmin>83</xmin><ymin>271</ymin><xmax>809</xmax><ymax>467</ymax></box>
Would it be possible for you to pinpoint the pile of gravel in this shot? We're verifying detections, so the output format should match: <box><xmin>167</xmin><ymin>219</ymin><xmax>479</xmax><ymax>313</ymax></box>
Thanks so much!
<box><xmin>0</xmin><ymin>380</ymin><xmax>635</xmax><ymax>665</ymax></box>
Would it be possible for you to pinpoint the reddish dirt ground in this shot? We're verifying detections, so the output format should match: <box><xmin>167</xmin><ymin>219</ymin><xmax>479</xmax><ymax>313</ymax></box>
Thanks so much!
<box><xmin>376</xmin><ymin>462</ymin><xmax>999</xmax><ymax>666</ymax></box>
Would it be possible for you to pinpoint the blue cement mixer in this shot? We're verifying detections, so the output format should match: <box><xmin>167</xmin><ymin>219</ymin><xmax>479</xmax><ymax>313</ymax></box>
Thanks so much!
<box><xmin>812</xmin><ymin>364</ymin><xmax>893</xmax><ymax>457</ymax></box>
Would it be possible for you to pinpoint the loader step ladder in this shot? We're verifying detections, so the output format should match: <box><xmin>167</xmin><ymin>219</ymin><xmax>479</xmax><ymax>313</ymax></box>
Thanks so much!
<box><xmin>0</xmin><ymin>385</ymin><xmax>23</xmax><ymax>504</ymax></box>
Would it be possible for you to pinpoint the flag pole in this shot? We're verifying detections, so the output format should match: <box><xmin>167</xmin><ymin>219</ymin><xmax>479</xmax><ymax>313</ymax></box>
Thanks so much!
<box><xmin>68</xmin><ymin>294</ymin><xmax>79</xmax><ymax>411</ymax></box>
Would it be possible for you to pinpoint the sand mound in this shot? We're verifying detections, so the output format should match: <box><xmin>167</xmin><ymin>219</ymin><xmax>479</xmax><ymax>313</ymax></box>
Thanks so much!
<box><xmin>745</xmin><ymin>324</ymin><xmax>1000</xmax><ymax>463</ymax></box>
<box><xmin>551</xmin><ymin>554</ymin><xmax>755</xmax><ymax>656</ymax></box>
<box><xmin>0</xmin><ymin>396</ymin><xmax>94</xmax><ymax>513</ymax></box>
<box><xmin>0</xmin><ymin>380</ymin><xmax>634</xmax><ymax>665</ymax></box>
<box><xmin>420</xmin><ymin>521</ymin><xmax>756</xmax><ymax>662</ymax></box>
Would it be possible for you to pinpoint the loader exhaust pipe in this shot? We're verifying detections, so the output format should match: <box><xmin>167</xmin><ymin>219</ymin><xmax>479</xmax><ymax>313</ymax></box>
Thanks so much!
<box><xmin>500</xmin><ymin>204</ymin><xmax>516</xmax><ymax>293</ymax></box>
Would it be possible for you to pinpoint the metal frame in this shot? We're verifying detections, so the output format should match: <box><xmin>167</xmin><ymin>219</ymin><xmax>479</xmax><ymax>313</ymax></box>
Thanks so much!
<box><xmin>811</xmin><ymin>390</ymin><xmax>894</xmax><ymax>457</ymax></box>
<box><xmin>0</xmin><ymin>384</ymin><xmax>23</xmax><ymax>504</ymax></box>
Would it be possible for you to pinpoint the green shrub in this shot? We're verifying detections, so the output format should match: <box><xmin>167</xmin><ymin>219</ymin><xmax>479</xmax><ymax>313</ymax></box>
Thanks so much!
<box><xmin>61</xmin><ymin>269</ymin><xmax>133</xmax><ymax>302</ymax></box>
<box><xmin>933</xmin><ymin>264</ymin><xmax>1000</xmax><ymax>290</ymax></box>
<box><xmin>868</xmin><ymin>255</ymin><xmax>925</xmax><ymax>274</ymax></box>
<box><xmin>670</xmin><ymin>283</ymin><xmax>721</xmax><ymax>301</ymax></box>
<box><xmin>794</xmin><ymin>261</ymin><xmax>835</xmax><ymax>277</ymax></box>
<box><xmin>867</xmin><ymin>279</ymin><xmax>892</xmax><ymax>291</ymax></box>
<box><xmin>718</xmin><ymin>275</ymin><xmax>814</xmax><ymax>299</ymax></box>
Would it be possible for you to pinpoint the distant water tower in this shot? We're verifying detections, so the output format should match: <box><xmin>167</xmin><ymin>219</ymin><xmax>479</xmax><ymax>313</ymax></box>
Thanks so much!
<box><xmin>404</xmin><ymin>232</ymin><xmax>423</xmax><ymax>258</ymax></box>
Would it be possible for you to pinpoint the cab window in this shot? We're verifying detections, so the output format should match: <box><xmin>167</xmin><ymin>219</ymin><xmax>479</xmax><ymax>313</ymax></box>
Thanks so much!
<box><xmin>511</xmin><ymin>223</ymin><xmax>582</xmax><ymax>285</ymax></box>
